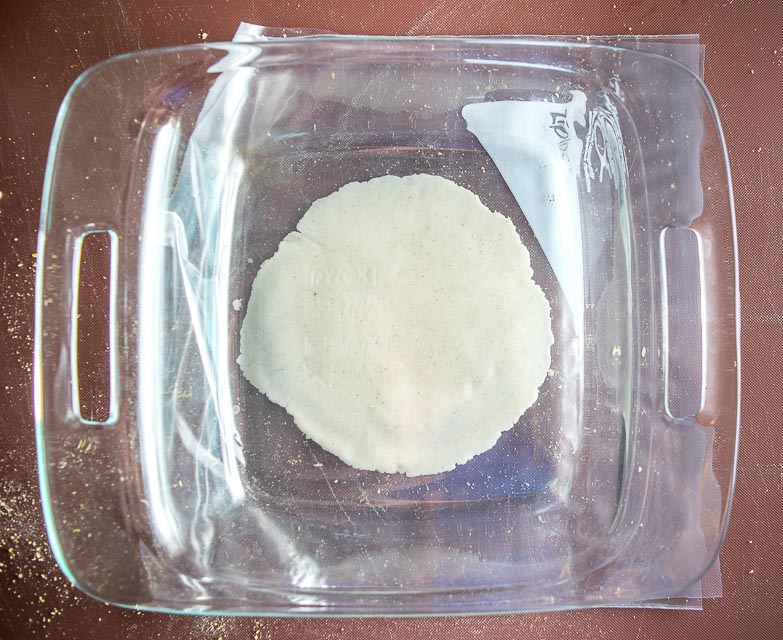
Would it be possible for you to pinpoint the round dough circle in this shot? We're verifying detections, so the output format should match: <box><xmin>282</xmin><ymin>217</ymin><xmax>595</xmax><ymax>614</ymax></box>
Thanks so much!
<box><xmin>238</xmin><ymin>174</ymin><xmax>553</xmax><ymax>476</ymax></box>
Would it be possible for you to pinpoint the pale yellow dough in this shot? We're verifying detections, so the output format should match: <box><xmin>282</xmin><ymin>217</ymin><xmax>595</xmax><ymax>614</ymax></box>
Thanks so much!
<box><xmin>238</xmin><ymin>174</ymin><xmax>552</xmax><ymax>476</ymax></box>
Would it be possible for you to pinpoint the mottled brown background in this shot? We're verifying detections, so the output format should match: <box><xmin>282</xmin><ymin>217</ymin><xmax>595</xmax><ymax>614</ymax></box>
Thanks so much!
<box><xmin>0</xmin><ymin>0</ymin><xmax>780</xmax><ymax>638</ymax></box>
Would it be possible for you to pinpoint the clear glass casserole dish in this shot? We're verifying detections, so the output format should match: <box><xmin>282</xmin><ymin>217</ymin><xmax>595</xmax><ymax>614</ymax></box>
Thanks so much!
<box><xmin>34</xmin><ymin>37</ymin><xmax>740</xmax><ymax>615</ymax></box>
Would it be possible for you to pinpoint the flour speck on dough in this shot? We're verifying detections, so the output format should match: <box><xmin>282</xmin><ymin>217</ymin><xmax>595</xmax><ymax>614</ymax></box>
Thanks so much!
<box><xmin>238</xmin><ymin>174</ymin><xmax>552</xmax><ymax>476</ymax></box>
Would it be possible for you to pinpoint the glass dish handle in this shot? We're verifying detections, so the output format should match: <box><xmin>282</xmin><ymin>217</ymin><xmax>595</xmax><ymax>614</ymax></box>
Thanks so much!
<box><xmin>33</xmin><ymin>52</ymin><xmax>150</xmax><ymax>598</ymax></box>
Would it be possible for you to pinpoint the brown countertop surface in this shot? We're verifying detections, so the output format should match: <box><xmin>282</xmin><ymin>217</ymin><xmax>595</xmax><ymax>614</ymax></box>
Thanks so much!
<box><xmin>1</xmin><ymin>1</ymin><xmax>780</xmax><ymax>638</ymax></box>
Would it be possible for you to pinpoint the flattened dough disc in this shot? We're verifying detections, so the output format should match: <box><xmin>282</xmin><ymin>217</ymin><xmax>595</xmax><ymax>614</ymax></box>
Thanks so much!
<box><xmin>238</xmin><ymin>174</ymin><xmax>552</xmax><ymax>476</ymax></box>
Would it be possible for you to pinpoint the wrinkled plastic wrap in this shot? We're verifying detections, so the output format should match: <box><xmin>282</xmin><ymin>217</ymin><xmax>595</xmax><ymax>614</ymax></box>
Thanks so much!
<box><xmin>170</xmin><ymin>23</ymin><xmax>716</xmax><ymax>609</ymax></box>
